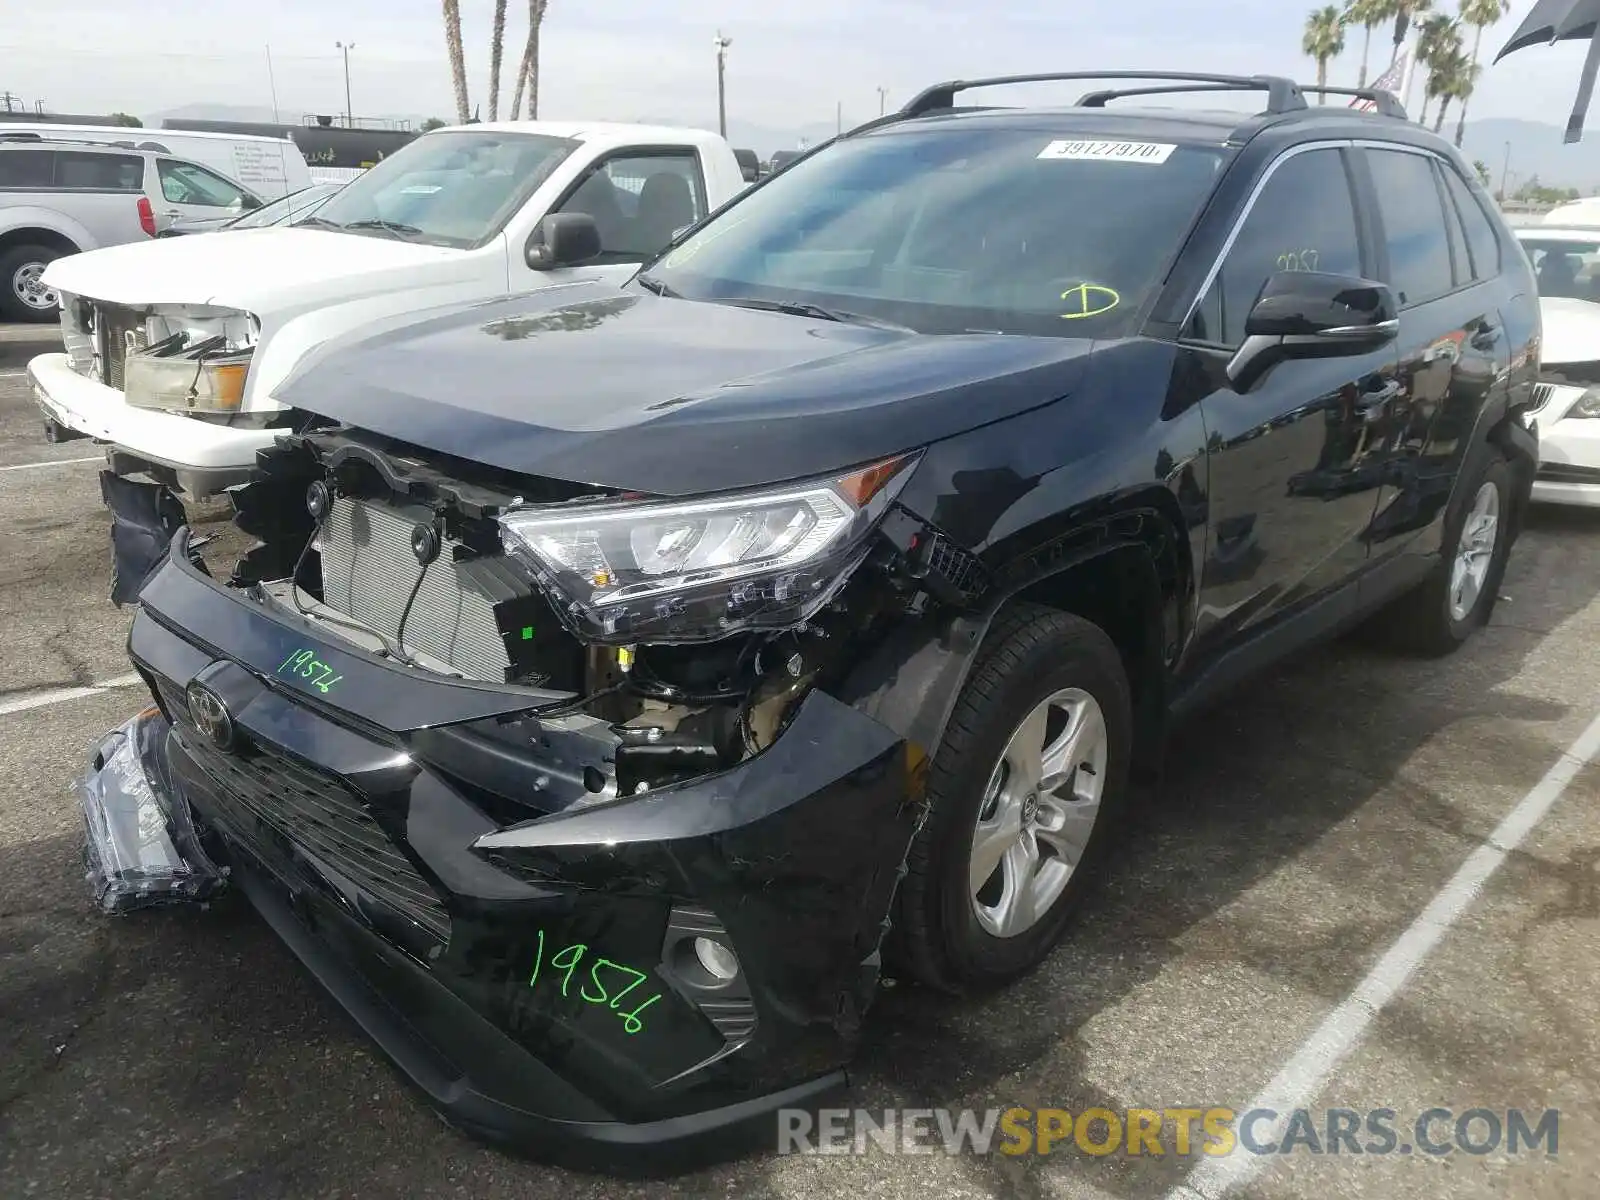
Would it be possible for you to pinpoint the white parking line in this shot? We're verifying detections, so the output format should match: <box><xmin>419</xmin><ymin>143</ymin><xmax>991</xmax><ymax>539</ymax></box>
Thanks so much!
<box><xmin>0</xmin><ymin>673</ymin><xmax>143</xmax><ymax>718</ymax></box>
<box><xmin>1166</xmin><ymin>708</ymin><xmax>1600</xmax><ymax>1200</ymax></box>
<box><xmin>0</xmin><ymin>455</ymin><xmax>102</xmax><ymax>473</ymax></box>
<box><xmin>0</xmin><ymin>369</ymin><xmax>28</xmax><ymax>379</ymax></box>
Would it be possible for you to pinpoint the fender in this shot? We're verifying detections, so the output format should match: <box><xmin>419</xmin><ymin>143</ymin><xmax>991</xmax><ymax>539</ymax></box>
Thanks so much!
<box><xmin>0</xmin><ymin>206</ymin><xmax>92</xmax><ymax>252</ymax></box>
<box><xmin>837</xmin><ymin>507</ymin><xmax>1187</xmax><ymax>766</ymax></box>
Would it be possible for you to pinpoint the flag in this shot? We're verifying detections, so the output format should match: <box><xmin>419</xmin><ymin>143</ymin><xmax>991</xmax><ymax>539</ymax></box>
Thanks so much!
<box><xmin>1351</xmin><ymin>49</ymin><xmax>1408</xmax><ymax>110</ymax></box>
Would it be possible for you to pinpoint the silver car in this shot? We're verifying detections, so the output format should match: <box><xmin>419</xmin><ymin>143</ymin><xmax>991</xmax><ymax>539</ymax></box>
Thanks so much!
<box><xmin>0</xmin><ymin>138</ymin><xmax>263</xmax><ymax>322</ymax></box>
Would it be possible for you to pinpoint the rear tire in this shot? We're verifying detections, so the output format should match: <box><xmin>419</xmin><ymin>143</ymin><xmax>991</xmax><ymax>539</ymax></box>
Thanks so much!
<box><xmin>1369</xmin><ymin>454</ymin><xmax>1513</xmax><ymax>657</ymax></box>
<box><xmin>889</xmin><ymin>604</ymin><xmax>1132</xmax><ymax>992</ymax></box>
<box><xmin>0</xmin><ymin>244</ymin><xmax>64</xmax><ymax>323</ymax></box>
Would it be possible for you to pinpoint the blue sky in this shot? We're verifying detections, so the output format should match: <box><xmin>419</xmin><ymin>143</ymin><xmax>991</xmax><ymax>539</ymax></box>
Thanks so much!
<box><xmin>0</xmin><ymin>0</ymin><xmax>1587</xmax><ymax>138</ymax></box>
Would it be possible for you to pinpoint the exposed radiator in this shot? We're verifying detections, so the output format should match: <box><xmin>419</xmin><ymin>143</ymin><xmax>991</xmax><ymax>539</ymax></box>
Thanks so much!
<box><xmin>318</xmin><ymin>497</ymin><xmax>513</xmax><ymax>682</ymax></box>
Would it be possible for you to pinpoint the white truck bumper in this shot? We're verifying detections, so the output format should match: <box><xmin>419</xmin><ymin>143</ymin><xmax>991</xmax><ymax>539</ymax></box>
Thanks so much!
<box><xmin>28</xmin><ymin>352</ymin><xmax>282</xmax><ymax>496</ymax></box>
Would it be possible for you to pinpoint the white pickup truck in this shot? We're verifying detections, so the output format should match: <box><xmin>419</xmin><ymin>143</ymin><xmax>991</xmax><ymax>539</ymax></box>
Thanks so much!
<box><xmin>27</xmin><ymin>121</ymin><xmax>748</xmax><ymax>596</ymax></box>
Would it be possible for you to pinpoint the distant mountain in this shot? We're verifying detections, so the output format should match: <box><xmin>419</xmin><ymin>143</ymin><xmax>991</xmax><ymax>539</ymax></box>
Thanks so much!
<box><xmin>1458</xmin><ymin>119</ymin><xmax>1600</xmax><ymax>193</ymax></box>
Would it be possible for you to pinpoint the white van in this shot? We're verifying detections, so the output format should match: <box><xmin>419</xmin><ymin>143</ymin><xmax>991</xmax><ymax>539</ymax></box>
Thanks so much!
<box><xmin>0</xmin><ymin>124</ymin><xmax>311</xmax><ymax>201</ymax></box>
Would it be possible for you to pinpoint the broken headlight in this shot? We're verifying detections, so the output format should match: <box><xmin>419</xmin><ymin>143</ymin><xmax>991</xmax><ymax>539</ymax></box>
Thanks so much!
<box><xmin>499</xmin><ymin>454</ymin><xmax>917</xmax><ymax>643</ymax></box>
<box><xmin>124</xmin><ymin>305</ymin><xmax>257</xmax><ymax>413</ymax></box>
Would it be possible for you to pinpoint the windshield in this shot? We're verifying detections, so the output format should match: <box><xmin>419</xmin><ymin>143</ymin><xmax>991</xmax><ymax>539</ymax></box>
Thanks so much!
<box><xmin>646</xmin><ymin>128</ymin><xmax>1227</xmax><ymax>337</ymax></box>
<box><xmin>228</xmin><ymin>182</ymin><xmax>341</xmax><ymax>229</ymax></box>
<box><xmin>309</xmin><ymin>130</ymin><xmax>578</xmax><ymax>249</ymax></box>
<box><xmin>1519</xmin><ymin>236</ymin><xmax>1600</xmax><ymax>302</ymax></box>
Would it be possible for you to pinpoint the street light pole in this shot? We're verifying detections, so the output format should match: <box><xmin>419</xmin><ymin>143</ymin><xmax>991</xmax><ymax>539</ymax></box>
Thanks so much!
<box><xmin>1500</xmin><ymin>140</ymin><xmax>1512</xmax><ymax>202</ymax></box>
<box><xmin>713</xmin><ymin>32</ymin><xmax>731</xmax><ymax>138</ymax></box>
<box><xmin>336</xmin><ymin>41</ymin><xmax>355</xmax><ymax>126</ymax></box>
<box><xmin>877</xmin><ymin>86</ymin><xmax>889</xmax><ymax>115</ymax></box>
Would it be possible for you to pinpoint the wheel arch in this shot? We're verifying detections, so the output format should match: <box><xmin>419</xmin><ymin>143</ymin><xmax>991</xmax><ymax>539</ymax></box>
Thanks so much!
<box><xmin>840</xmin><ymin>498</ymin><xmax>1191</xmax><ymax>773</ymax></box>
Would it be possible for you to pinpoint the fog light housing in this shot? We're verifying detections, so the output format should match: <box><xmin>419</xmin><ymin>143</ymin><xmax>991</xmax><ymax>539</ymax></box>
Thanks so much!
<box><xmin>693</xmin><ymin>936</ymin><xmax>740</xmax><ymax>982</ymax></box>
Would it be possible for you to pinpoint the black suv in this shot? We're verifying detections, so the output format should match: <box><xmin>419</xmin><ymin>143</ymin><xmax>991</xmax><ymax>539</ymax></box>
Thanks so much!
<box><xmin>105</xmin><ymin>72</ymin><xmax>1540</xmax><ymax>1164</ymax></box>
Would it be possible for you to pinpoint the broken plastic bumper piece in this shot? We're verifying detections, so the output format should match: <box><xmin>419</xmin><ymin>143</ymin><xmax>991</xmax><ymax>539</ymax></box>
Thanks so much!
<box><xmin>76</xmin><ymin>709</ymin><xmax>226</xmax><ymax>914</ymax></box>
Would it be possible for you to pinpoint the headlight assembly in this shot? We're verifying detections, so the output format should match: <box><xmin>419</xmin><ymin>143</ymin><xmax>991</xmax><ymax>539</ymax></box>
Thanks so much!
<box><xmin>124</xmin><ymin>305</ymin><xmax>257</xmax><ymax>414</ymax></box>
<box><xmin>1572</xmin><ymin>387</ymin><xmax>1600</xmax><ymax>418</ymax></box>
<box><xmin>499</xmin><ymin>454</ymin><xmax>918</xmax><ymax>643</ymax></box>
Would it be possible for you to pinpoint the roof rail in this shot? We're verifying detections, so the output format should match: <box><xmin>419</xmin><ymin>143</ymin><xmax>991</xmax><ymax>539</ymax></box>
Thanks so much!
<box><xmin>1297</xmin><ymin>85</ymin><xmax>1408</xmax><ymax>118</ymax></box>
<box><xmin>1077</xmin><ymin>82</ymin><xmax>1264</xmax><ymax>107</ymax></box>
<box><xmin>902</xmin><ymin>72</ymin><xmax>1307</xmax><ymax>118</ymax></box>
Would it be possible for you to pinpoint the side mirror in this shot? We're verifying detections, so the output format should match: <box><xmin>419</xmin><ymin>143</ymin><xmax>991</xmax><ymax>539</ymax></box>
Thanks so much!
<box><xmin>238</xmin><ymin>194</ymin><xmax>262</xmax><ymax>211</ymax></box>
<box><xmin>525</xmin><ymin>212</ymin><xmax>602</xmax><ymax>270</ymax></box>
<box><xmin>1226</xmin><ymin>272</ymin><xmax>1399</xmax><ymax>392</ymax></box>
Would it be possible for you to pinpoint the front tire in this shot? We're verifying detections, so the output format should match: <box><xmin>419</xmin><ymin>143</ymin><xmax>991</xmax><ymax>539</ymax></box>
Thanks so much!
<box><xmin>0</xmin><ymin>244</ymin><xmax>64</xmax><ymax>323</ymax></box>
<box><xmin>889</xmin><ymin>604</ymin><xmax>1132</xmax><ymax>992</ymax></box>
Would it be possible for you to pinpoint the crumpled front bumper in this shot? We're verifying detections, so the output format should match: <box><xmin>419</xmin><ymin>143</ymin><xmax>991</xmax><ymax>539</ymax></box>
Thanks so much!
<box><xmin>118</xmin><ymin>528</ymin><xmax>923</xmax><ymax>1166</ymax></box>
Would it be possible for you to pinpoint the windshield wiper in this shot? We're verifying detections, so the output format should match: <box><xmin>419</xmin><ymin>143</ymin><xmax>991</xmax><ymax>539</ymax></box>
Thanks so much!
<box><xmin>635</xmin><ymin>274</ymin><xmax>682</xmax><ymax>298</ymax></box>
<box><xmin>296</xmin><ymin>216</ymin><xmax>345</xmax><ymax>231</ymax></box>
<box><xmin>340</xmin><ymin>218</ymin><xmax>425</xmax><ymax>239</ymax></box>
<box><xmin>714</xmin><ymin>296</ymin><xmax>914</xmax><ymax>332</ymax></box>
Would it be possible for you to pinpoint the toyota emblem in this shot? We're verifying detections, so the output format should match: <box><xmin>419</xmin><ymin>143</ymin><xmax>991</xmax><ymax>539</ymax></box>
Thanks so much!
<box><xmin>184</xmin><ymin>680</ymin><xmax>234</xmax><ymax>751</ymax></box>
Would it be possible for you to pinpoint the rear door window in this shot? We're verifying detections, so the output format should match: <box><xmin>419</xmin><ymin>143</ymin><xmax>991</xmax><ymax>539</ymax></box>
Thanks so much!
<box><xmin>1366</xmin><ymin>148</ymin><xmax>1456</xmax><ymax>308</ymax></box>
<box><xmin>51</xmin><ymin>151</ymin><xmax>144</xmax><ymax>192</ymax></box>
<box><xmin>1440</xmin><ymin>168</ymin><xmax>1502</xmax><ymax>280</ymax></box>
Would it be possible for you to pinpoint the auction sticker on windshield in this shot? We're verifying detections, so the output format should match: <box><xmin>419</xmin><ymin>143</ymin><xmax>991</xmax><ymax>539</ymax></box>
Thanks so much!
<box><xmin>1036</xmin><ymin>140</ymin><xmax>1177</xmax><ymax>164</ymax></box>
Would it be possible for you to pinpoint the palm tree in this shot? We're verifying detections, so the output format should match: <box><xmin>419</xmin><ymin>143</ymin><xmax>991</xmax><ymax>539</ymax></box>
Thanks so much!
<box><xmin>509</xmin><ymin>0</ymin><xmax>550</xmax><ymax>120</ymax></box>
<box><xmin>1428</xmin><ymin>48</ymin><xmax>1475</xmax><ymax>133</ymax></box>
<box><xmin>1415</xmin><ymin>13</ymin><xmax>1461</xmax><ymax>125</ymax></box>
<box><xmin>442</xmin><ymin>0</ymin><xmax>470</xmax><ymax>123</ymax></box>
<box><xmin>488</xmin><ymin>0</ymin><xmax>508</xmax><ymax>120</ymax></box>
<box><xmin>1346</xmin><ymin>0</ymin><xmax>1399</xmax><ymax>87</ymax></box>
<box><xmin>1453</xmin><ymin>0</ymin><xmax>1510</xmax><ymax>147</ymax></box>
<box><xmin>1303</xmin><ymin>6</ymin><xmax>1348</xmax><ymax>102</ymax></box>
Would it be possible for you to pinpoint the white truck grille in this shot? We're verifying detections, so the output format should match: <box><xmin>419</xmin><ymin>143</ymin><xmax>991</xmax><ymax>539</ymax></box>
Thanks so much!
<box><xmin>318</xmin><ymin>497</ymin><xmax>511</xmax><ymax>682</ymax></box>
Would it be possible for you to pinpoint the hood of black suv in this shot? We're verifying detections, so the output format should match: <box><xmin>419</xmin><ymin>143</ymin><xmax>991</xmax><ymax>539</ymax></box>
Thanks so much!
<box><xmin>274</xmin><ymin>282</ymin><xmax>1096</xmax><ymax>495</ymax></box>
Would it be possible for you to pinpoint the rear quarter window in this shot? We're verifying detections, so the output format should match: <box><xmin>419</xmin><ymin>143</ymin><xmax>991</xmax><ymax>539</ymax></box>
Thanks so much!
<box><xmin>0</xmin><ymin>148</ymin><xmax>55</xmax><ymax>189</ymax></box>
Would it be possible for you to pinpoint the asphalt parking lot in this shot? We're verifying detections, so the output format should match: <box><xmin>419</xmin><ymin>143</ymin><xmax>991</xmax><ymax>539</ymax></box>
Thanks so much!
<box><xmin>0</xmin><ymin>323</ymin><xmax>1596</xmax><ymax>1200</ymax></box>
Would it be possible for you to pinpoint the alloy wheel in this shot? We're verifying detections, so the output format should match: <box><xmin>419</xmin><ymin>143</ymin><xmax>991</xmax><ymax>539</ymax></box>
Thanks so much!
<box><xmin>1448</xmin><ymin>481</ymin><xmax>1500</xmax><ymax>623</ymax></box>
<box><xmin>970</xmin><ymin>687</ymin><xmax>1108</xmax><ymax>938</ymax></box>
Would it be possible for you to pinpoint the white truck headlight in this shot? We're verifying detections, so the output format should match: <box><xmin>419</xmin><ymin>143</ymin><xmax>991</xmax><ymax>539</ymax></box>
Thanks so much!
<box><xmin>499</xmin><ymin>454</ymin><xmax>917</xmax><ymax>644</ymax></box>
<box><xmin>1573</xmin><ymin>387</ymin><xmax>1600</xmax><ymax>419</ymax></box>
<box><xmin>124</xmin><ymin>305</ymin><xmax>257</xmax><ymax>414</ymax></box>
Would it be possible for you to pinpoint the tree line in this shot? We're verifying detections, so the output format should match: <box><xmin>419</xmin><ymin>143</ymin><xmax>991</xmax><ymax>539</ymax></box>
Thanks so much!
<box><xmin>1301</xmin><ymin>0</ymin><xmax>1511</xmax><ymax>147</ymax></box>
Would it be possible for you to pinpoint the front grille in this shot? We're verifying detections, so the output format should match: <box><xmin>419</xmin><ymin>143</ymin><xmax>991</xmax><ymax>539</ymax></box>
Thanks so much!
<box><xmin>319</xmin><ymin>497</ymin><xmax>513</xmax><ymax>682</ymax></box>
<box><xmin>1530</xmin><ymin>383</ymin><xmax>1556</xmax><ymax>414</ymax></box>
<box><xmin>168</xmin><ymin>697</ymin><xmax>451</xmax><ymax>946</ymax></box>
<box><xmin>94</xmin><ymin>302</ymin><xmax>146</xmax><ymax>390</ymax></box>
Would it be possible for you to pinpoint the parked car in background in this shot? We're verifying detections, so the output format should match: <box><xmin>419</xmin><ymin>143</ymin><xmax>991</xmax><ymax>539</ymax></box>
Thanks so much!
<box><xmin>0</xmin><ymin>122</ymin><xmax>311</xmax><ymax>201</ymax></box>
<box><xmin>767</xmin><ymin>148</ymin><xmax>802</xmax><ymax>173</ymax></box>
<box><xmin>27</xmin><ymin>120</ymin><xmax>751</xmax><ymax>599</ymax></box>
<box><xmin>158</xmin><ymin>181</ymin><xmax>344</xmax><ymax>237</ymax></box>
<box><xmin>94</xmin><ymin>71</ymin><xmax>1539</xmax><ymax>1162</ymax></box>
<box><xmin>0</xmin><ymin>139</ymin><xmax>265</xmax><ymax>320</ymax></box>
<box><xmin>1515</xmin><ymin>225</ymin><xmax>1600</xmax><ymax>506</ymax></box>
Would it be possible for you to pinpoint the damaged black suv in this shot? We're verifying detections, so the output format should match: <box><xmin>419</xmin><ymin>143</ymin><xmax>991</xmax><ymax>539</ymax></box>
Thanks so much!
<box><xmin>107</xmin><ymin>72</ymin><xmax>1540</xmax><ymax>1162</ymax></box>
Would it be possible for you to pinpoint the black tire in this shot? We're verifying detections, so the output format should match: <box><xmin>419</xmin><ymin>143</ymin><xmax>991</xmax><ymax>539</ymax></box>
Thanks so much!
<box><xmin>888</xmin><ymin>604</ymin><xmax>1132</xmax><ymax>992</ymax></box>
<box><xmin>0</xmin><ymin>244</ymin><xmax>64</xmax><ymax>323</ymax></box>
<box><xmin>1369</xmin><ymin>453</ymin><xmax>1513</xmax><ymax>657</ymax></box>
